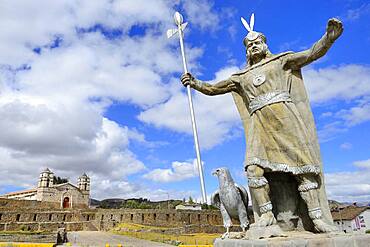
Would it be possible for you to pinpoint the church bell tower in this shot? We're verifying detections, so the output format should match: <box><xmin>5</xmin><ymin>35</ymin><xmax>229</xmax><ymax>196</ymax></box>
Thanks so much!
<box><xmin>78</xmin><ymin>173</ymin><xmax>90</xmax><ymax>205</ymax></box>
<box><xmin>36</xmin><ymin>168</ymin><xmax>54</xmax><ymax>201</ymax></box>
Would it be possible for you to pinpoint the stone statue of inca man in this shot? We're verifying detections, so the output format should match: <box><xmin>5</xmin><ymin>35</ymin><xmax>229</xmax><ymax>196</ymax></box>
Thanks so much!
<box><xmin>181</xmin><ymin>16</ymin><xmax>343</xmax><ymax>233</ymax></box>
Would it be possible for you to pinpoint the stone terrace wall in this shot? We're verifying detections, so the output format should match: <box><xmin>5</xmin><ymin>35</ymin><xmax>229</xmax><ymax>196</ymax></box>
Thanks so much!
<box><xmin>0</xmin><ymin>209</ymin><xmax>98</xmax><ymax>232</ymax></box>
<box><xmin>0</xmin><ymin>199</ymin><xmax>223</xmax><ymax>232</ymax></box>
<box><xmin>0</xmin><ymin>198</ymin><xmax>60</xmax><ymax>210</ymax></box>
<box><xmin>95</xmin><ymin>209</ymin><xmax>223</xmax><ymax>230</ymax></box>
<box><xmin>0</xmin><ymin>199</ymin><xmax>97</xmax><ymax>232</ymax></box>
<box><xmin>0</xmin><ymin>232</ymin><xmax>56</xmax><ymax>243</ymax></box>
<box><xmin>0</xmin><ymin>198</ymin><xmax>87</xmax><ymax>210</ymax></box>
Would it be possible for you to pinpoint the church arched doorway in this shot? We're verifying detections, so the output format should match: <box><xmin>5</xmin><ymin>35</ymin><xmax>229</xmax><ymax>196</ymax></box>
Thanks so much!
<box><xmin>63</xmin><ymin>197</ymin><xmax>70</xmax><ymax>208</ymax></box>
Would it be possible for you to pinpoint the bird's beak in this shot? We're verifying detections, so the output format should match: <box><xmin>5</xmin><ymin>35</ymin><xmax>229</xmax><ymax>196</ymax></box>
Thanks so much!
<box><xmin>212</xmin><ymin>169</ymin><xmax>219</xmax><ymax>176</ymax></box>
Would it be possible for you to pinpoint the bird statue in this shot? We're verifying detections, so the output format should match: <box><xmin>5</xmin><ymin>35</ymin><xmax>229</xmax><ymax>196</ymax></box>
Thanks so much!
<box><xmin>211</xmin><ymin>167</ymin><xmax>250</xmax><ymax>239</ymax></box>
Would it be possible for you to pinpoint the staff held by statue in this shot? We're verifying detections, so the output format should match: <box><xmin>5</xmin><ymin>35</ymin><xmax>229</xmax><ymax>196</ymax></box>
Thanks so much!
<box><xmin>167</xmin><ymin>12</ymin><xmax>207</xmax><ymax>204</ymax></box>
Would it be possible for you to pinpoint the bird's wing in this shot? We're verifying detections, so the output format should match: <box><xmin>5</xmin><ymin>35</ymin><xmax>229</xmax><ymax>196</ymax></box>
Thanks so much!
<box><xmin>235</xmin><ymin>183</ymin><xmax>249</xmax><ymax>208</ymax></box>
<box><xmin>211</xmin><ymin>190</ymin><xmax>221</xmax><ymax>209</ymax></box>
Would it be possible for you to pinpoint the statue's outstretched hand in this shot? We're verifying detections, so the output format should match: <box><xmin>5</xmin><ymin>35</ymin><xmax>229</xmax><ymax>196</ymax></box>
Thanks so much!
<box><xmin>181</xmin><ymin>72</ymin><xmax>195</xmax><ymax>87</ymax></box>
<box><xmin>327</xmin><ymin>18</ymin><xmax>343</xmax><ymax>42</ymax></box>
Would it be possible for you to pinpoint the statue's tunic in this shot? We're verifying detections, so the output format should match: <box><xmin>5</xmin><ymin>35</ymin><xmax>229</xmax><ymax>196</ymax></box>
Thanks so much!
<box><xmin>231</xmin><ymin>54</ymin><xmax>321</xmax><ymax>175</ymax></box>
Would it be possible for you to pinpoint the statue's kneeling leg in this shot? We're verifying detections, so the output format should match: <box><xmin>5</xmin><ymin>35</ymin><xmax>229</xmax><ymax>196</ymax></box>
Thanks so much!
<box><xmin>296</xmin><ymin>175</ymin><xmax>337</xmax><ymax>233</ymax></box>
<box><xmin>246</xmin><ymin>165</ymin><xmax>276</xmax><ymax>227</ymax></box>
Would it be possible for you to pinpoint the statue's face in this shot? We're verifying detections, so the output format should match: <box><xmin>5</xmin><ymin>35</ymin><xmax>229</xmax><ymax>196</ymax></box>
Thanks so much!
<box><xmin>246</xmin><ymin>37</ymin><xmax>266</xmax><ymax>59</ymax></box>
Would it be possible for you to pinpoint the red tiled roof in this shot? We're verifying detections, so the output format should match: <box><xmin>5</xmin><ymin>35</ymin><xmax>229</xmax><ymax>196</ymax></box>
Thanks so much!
<box><xmin>2</xmin><ymin>188</ymin><xmax>37</xmax><ymax>197</ymax></box>
<box><xmin>331</xmin><ymin>206</ymin><xmax>368</xmax><ymax>221</ymax></box>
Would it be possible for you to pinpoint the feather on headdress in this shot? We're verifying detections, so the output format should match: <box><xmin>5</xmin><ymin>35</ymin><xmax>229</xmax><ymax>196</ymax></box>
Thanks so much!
<box><xmin>241</xmin><ymin>13</ymin><xmax>266</xmax><ymax>46</ymax></box>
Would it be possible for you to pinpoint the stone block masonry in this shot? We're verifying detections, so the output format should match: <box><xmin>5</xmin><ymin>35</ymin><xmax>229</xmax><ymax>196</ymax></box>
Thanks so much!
<box><xmin>0</xmin><ymin>199</ymin><xmax>223</xmax><ymax>233</ymax></box>
<box><xmin>214</xmin><ymin>233</ymin><xmax>370</xmax><ymax>247</ymax></box>
<box><xmin>0</xmin><ymin>232</ymin><xmax>56</xmax><ymax>243</ymax></box>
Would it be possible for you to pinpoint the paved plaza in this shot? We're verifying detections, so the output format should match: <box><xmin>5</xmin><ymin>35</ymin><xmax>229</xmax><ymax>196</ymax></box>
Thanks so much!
<box><xmin>63</xmin><ymin>231</ymin><xmax>172</xmax><ymax>247</ymax></box>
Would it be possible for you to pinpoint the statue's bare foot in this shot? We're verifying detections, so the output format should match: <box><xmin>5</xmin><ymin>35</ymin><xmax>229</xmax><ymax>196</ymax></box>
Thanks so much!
<box><xmin>312</xmin><ymin>219</ymin><xmax>338</xmax><ymax>233</ymax></box>
<box><xmin>221</xmin><ymin>232</ymin><xmax>230</xmax><ymax>239</ymax></box>
<box><xmin>251</xmin><ymin>211</ymin><xmax>276</xmax><ymax>227</ymax></box>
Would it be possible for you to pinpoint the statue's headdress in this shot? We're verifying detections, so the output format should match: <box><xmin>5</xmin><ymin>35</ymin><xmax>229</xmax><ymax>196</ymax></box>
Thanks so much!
<box><xmin>241</xmin><ymin>13</ymin><xmax>266</xmax><ymax>46</ymax></box>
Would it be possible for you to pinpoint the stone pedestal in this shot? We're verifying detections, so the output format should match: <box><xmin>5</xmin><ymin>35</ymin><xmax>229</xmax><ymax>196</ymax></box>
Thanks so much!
<box><xmin>214</xmin><ymin>231</ymin><xmax>370</xmax><ymax>247</ymax></box>
<box><xmin>247</xmin><ymin>225</ymin><xmax>286</xmax><ymax>240</ymax></box>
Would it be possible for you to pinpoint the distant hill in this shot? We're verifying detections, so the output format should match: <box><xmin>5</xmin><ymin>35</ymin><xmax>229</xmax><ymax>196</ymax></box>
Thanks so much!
<box><xmin>90</xmin><ymin>198</ymin><xmax>184</xmax><ymax>209</ymax></box>
<box><xmin>328</xmin><ymin>199</ymin><xmax>345</xmax><ymax>210</ymax></box>
<box><xmin>91</xmin><ymin>198</ymin><xmax>368</xmax><ymax>210</ymax></box>
<box><xmin>328</xmin><ymin>200</ymin><xmax>370</xmax><ymax>210</ymax></box>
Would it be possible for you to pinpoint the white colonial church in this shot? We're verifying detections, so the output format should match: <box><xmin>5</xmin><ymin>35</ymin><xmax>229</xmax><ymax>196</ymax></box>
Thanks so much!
<box><xmin>2</xmin><ymin>168</ymin><xmax>90</xmax><ymax>208</ymax></box>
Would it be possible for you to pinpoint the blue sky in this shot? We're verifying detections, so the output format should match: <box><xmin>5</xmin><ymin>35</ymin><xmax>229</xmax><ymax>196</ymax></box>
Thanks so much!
<box><xmin>0</xmin><ymin>0</ymin><xmax>369</xmax><ymax>203</ymax></box>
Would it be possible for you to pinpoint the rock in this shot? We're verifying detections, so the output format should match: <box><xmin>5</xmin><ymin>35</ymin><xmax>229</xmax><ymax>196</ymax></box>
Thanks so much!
<box><xmin>246</xmin><ymin>224</ymin><xmax>286</xmax><ymax>240</ymax></box>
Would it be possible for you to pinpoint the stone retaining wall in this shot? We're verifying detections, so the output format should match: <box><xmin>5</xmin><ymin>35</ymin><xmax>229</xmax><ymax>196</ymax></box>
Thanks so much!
<box><xmin>95</xmin><ymin>208</ymin><xmax>222</xmax><ymax>229</ymax></box>
<box><xmin>0</xmin><ymin>232</ymin><xmax>56</xmax><ymax>243</ymax></box>
<box><xmin>0</xmin><ymin>199</ymin><xmax>223</xmax><ymax>232</ymax></box>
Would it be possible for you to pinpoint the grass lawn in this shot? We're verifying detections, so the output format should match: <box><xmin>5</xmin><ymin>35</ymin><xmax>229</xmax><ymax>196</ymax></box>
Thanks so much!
<box><xmin>112</xmin><ymin>223</ymin><xmax>219</xmax><ymax>245</ymax></box>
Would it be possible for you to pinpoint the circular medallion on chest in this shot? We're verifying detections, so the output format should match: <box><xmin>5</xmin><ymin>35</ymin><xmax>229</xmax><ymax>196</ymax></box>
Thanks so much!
<box><xmin>253</xmin><ymin>74</ymin><xmax>266</xmax><ymax>87</ymax></box>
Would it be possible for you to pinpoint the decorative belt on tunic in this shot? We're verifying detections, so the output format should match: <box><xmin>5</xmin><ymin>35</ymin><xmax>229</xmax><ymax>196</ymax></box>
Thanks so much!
<box><xmin>249</xmin><ymin>90</ymin><xmax>292</xmax><ymax>115</ymax></box>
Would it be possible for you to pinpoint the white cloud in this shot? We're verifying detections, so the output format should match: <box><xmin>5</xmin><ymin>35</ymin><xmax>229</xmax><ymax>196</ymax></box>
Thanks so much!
<box><xmin>0</xmin><ymin>0</ymin><xmax>226</xmax><ymax>200</ymax></box>
<box><xmin>339</xmin><ymin>142</ymin><xmax>352</xmax><ymax>150</ymax></box>
<box><xmin>303</xmin><ymin>65</ymin><xmax>370</xmax><ymax>104</ymax></box>
<box><xmin>139</xmin><ymin>66</ymin><xmax>241</xmax><ymax>149</ymax></box>
<box><xmin>143</xmin><ymin>159</ymin><xmax>199</xmax><ymax>183</ymax></box>
<box><xmin>344</xmin><ymin>3</ymin><xmax>370</xmax><ymax>21</ymax></box>
<box><xmin>182</xmin><ymin>0</ymin><xmax>220</xmax><ymax>31</ymax></box>
<box><xmin>353</xmin><ymin>159</ymin><xmax>370</xmax><ymax>169</ymax></box>
<box><xmin>0</xmin><ymin>0</ymin><xmax>176</xmax><ymax>67</ymax></box>
<box><xmin>0</xmin><ymin>116</ymin><xmax>145</xmax><ymax>180</ymax></box>
<box><xmin>325</xmin><ymin>173</ymin><xmax>370</xmax><ymax>202</ymax></box>
<box><xmin>303</xmin><ymin>65</ymin><xmax>370</xmax><ymax>141</ymax></box>
<box><xmin>317</xmin><ymin>121</ymin><xmax>348</xmax><ymax>143</ymax></box>
<box><xmin>325</xmin><ymin>158</ymin><xmax>370</xmax><ymax>202</ymax></box>
<box><xmin>336</xmin><ymin>101</ymin><xmax>370</xmax><ymax>126</ymax></box>
<box><xmin>74</xmin><ymin>176</ymin><xmax>196</xmax><ymax>200</ymax></box>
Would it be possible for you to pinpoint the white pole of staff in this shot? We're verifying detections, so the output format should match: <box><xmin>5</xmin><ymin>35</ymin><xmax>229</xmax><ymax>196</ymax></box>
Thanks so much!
<box><xmin>167</xmin><ymin>12</ymin><xmax>207</xmax><ymax>204</ymax></box>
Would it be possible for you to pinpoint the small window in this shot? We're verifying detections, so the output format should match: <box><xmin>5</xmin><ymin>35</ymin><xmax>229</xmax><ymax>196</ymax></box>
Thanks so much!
<box><xmin>33</xmin><ymin>214</ymin><xmax>37</xmax><ymax>221</ymax></box>
<box><xmin>197</xmin><ymin>214</ymin><xmax>201</xmax><ymax>221</ymax></box>
<box><xmin>49</xmin><ymin>214</ymin><xmax>52</xmax><ymax>221</ymax></box>
<box><xmin>111</xmin><ymin>214</ymin><xmax>113</xmax><ymax>220</ymax></box>
<box><xmin>130</xmin><ymin>214</ymin><xmax>133</xmax><ymax>221</ymax></box>
<box><xmin>101</xmin><ymin>215</ymin><xmax>104</xmax><ymax>220</ymax></box>
<box><xmin>0</xmin><ymin>213</ymin><xmax>2</xmax><ymax>220</ymax></box>
<box><xmin>120</xmin><ymin>215</ymin><xmax>123</xmax><ymax>221</ymax></box>
<box><xmin>153</xmin><ymin>213</ymin><xmax>156</xmax><ymax>221</ymax></box>
<box><xmin>141</xmin><ymin>214</ymin><xmax>144</xmax><ymax>222</ymax></box>
<box><xmin>16</xmin><ymin>214</ymin><xmax>21</xmax><ymax>221</ymax></box>
<box><xmin>166</xmin><ymin>214</ymin><xmax>170</xmax><ymax>221</ymax></box>
<box><xmin>87</xmin><ymin>215</ymin><xmax>90</xmax><ymax>221</ymax></box>
<box><xmin>63</xmin><ymin>214</ymin><xmax>66</xmax><ymax>221</ymax></box>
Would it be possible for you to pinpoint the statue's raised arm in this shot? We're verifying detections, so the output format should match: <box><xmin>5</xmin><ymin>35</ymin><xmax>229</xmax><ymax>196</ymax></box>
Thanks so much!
<box><xmin>181</xmin><ymin>72</ymin><xmax>239</xmax><ymax>96</ymax></box>
<box><xmin>284</xmin><ymin>18</ymin><xmax>343</xmax><ymax>70</ymax></box>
